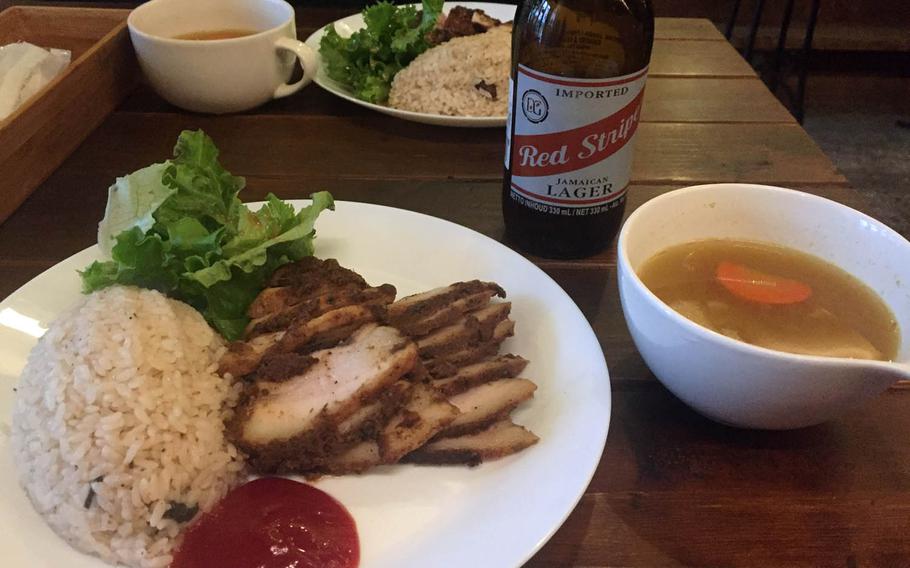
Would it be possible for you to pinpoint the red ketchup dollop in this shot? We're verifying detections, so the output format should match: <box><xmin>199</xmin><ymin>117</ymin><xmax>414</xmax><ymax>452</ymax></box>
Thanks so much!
<box><xmin>171</xmin><ymin>477</ymin><xmax>359</xmax><ymax>568</ymax></box>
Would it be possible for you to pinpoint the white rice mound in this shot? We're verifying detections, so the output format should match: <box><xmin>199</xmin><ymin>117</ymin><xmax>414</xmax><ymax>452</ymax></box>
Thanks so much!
<box><xmin>11</xmin><ymin>286</ymin><xmax>245</xmax><ymax>568</ymax></box>
<box><xmin>389</xmin><ymin>25</ymin><xmax>512</xmax><ymax>117</ymax></box>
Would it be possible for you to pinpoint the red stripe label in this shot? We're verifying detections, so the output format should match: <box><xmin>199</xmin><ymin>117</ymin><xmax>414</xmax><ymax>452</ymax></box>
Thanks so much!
<box><xmin>511</xmin><ymin>90</ymin><xmax>644</xmax><ymax>177</ymax></box>
<box><xmin>505</xmin><ymin>65</ymin><xmax>648</xmax><ymax>211</ymax></box>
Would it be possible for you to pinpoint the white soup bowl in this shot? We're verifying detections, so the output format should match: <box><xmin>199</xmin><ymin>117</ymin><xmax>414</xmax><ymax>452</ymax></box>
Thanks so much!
<box><xmin>617</xmin><ymin>183</ymin><xmax>910</xmax><ymax>429</ymax></box>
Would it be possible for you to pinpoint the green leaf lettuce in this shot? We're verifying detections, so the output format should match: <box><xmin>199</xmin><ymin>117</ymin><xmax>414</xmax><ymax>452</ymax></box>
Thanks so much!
<box><xmin>81</xmin><ymin>130</ymin><xmax>334</xmax><ymax>340</ymax></box>
<box><xmin>319</xmin><ymin>0</ymin><xmax>444</xmax><ymax>104</ymax></box>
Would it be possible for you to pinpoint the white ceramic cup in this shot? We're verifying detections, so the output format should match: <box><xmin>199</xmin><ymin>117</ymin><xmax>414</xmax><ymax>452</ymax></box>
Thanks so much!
<box><xmin>128</xmin><ymin>0</ymin><xmax>317</xmax><ymax>114</ymax></box>
<box><xmin>617</xmin><ymin>184</ymin><xmax>910</xmax><ymax>430</ymax></box>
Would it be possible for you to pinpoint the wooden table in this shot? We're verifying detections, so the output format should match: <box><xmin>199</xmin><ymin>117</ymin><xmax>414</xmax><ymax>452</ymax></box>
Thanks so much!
<box><xmin>2</xmin><ymin>9</ymin><xmax>908</xmax><ymax>567</ymax></box>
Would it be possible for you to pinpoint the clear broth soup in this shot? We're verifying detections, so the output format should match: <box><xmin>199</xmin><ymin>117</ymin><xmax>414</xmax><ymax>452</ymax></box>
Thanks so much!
<box><xmin>637</xmin><ymin>239</ymin><xmax>900</xmax><ymax>361</ymax></box>
<box><xmin>174</xmin><ymin>29</ymin><xmax>258</xmax><ymax>41</ymax></box>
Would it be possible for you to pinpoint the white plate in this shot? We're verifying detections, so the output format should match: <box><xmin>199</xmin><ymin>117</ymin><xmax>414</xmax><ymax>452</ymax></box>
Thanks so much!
<box><xmin>0</xmin><ymin>201</ymin><xmax>610</xmax><ymax>568</ymax></box>
<box><xmin>304</xmin><ymin>2</ymin><xmax>516</xmax><ymax>128</ymax></box>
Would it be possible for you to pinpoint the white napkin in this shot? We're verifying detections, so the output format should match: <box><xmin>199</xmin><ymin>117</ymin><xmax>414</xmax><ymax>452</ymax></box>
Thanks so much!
<box><xmin>0</xmin><ymin>42</ymin><xmax>71</xmax><ymax>120</ymax></box>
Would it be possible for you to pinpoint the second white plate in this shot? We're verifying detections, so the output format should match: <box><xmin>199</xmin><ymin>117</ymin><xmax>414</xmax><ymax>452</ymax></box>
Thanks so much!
<box><xmin>303</xmin><ymin>2</ymin><xmax>516</xmax><ymax>128</ymax></box>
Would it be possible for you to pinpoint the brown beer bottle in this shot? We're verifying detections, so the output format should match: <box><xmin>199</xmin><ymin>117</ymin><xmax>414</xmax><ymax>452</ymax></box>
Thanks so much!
<box><xmin>502</xmin><ymin>0</ymin><xmax>654</xmax><ymax>258</ymax></box>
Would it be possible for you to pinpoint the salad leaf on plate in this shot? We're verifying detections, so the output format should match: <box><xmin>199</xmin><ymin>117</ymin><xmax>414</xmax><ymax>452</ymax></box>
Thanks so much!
<box><xmin>81</xmin><ymin>129</ymin><xmax>334</xmax><ymax>340</ymax></box>
<box><xmin>319</xmin><ymin>0</ymin><xmax>444</xmax><ymax>104</ymax></box>
<box><xmin>95</xmin><ymin>163</ymin><xmax>174</xmax><ymax>257</ymax></box>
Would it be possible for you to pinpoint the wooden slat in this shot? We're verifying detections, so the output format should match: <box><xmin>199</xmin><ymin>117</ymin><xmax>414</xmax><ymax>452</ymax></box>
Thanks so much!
<box><xmin>650</xmin><ymin>39</ymin><xmax>755</xmax><ymax>78</ymax></box>
<box><xmin>593</xmin><ymin>386</ymin><xmax>910</xmax><ymax>494</ymax></box>
<box><xmin>729</xmin><ymin>22</ymin><xmax>910</xmax><ymax>52</ymax></box>
<box><xmin>68</xmin><ymin>114</ymin><xmax>843</xmax><ymax>185</ymax></box>
<box><xmin>633</xmin><ymin>122</ymin><xmax>844</xmax><ymax>184</ymax></box>
<box><xmin>0</xmin><ymin>176</ymin><xmax>542</xmax><ymax>267</ymax></box>
<box><xmin>644</xmin><ymin>78</ymin><xmax>794</xmax><ymax>123</ymax></box>
<box><xmin>526</xmin><ymin>387</ymin><xmax>910</xmax><ymax>566</ymax></box>
<box><xmin>653</xmin><ymin>17</ymin><xmax>724</xmax><ymax>41</ymax></box>
<box><xmin>120</xmin><ymin>77</ymin><xmax>795</xmax><ymax>124</ymax></box>
<box><xmin>0</xmin><ymin>179</ymin><xmax>860</xmax><ymax>293</ymax></box>
<box><xmin>529</xmin><ymin>490</ymin><xmax>910</xmax><ymax>567</ymax></box>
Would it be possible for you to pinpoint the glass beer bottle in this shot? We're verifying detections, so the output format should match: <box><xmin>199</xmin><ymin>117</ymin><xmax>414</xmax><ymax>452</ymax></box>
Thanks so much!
<box><xmin>502</xmin><ymin>0</ymin><xmax>654</xmax><ymax>258</ymax></box>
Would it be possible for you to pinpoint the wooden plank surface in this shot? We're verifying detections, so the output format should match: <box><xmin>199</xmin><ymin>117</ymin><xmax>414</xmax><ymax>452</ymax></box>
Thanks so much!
<box><xmin>54</xmin><ymin>114</ymin><xmax>841</xmax><ymax>186</ymax></box>
<box><xmin>526</xmin><ymin>387</ymin><xmax>910</xmax><ymax>567</ymax></box>
<box><xmin>650</xmin><ymin>39</ymin><xmax>755</xmax><ymax>78</ymax></box>
<box><xmin>0</xmin><ymin>163</ymin><xmax>854</xmax><ymax>272</ymax></box>
<box><xmin>120</xmin><ymin>76</ymin><xmax>795</xmax><ymax>124</ymax></box>
<box><xmin>653</xmin><ymin>17</ymin><xmax>724</xmax><ymax>41</ymax></box>
<box><xmin>643</xmin><ymin>78</ymin><xmax>795</xmax><ymax>123</ymax></box>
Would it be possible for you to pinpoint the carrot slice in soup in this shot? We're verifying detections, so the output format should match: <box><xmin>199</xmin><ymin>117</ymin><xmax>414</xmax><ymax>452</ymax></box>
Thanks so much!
<box><xmin>715</xmin><ymin>261</ymin><xmax>812</xmax><ymax>304</ymax></box>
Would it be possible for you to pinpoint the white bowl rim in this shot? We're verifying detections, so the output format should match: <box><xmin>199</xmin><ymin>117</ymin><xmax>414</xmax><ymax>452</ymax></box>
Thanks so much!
<box><xmin>617</xmin><ymin>182</ymin><xmax>910</xmax><ymax>371</ymax></box>
<box><xmin>127</xmin><ymin>0</ymin><xmax>295</xmax><ymax>44</ymax></box>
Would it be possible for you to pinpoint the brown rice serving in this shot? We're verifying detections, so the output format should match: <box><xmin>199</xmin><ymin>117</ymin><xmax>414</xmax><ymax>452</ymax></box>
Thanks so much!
<box><xmin>388</xmin><ymin>24</ymin><xmax>512</xmax><ymax>117</ymax></box>
<box><xmin>10</xmin><ymin>286</ymin><xmax>245</xmax><ymax>568</ymax></box>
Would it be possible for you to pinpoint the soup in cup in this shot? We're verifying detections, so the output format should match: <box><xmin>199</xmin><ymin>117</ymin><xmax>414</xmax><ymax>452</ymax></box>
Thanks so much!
<box><xmin>128</xmin><ymin>0</ymin><xmax>317</xmax><ymax>113</ymax></box>
<box><xmin>617</xmin><ymin>183</ymin><xmax>910</xmax><ymax>429</ymax></box>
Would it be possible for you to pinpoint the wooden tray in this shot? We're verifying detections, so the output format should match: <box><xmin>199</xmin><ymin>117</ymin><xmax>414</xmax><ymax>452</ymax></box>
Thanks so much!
<box><xmin>0</xmin><ymin>6</ymin><xmax>138</xmax><ymax>225</ymax></box>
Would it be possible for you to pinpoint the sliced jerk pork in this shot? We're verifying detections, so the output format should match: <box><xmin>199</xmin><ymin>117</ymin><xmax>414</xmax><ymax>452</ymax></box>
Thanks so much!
<box><xmin>221</xmin><ymin>257</ymin><xmax>539</xmax><ymax>476</ymax></box>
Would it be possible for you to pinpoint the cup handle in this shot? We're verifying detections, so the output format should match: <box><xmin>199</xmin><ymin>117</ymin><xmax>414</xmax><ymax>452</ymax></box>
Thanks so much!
<box><xmin>273</xmin><ymin>36</ymin><xmax>318</xmax><ymax>99</ymax></box>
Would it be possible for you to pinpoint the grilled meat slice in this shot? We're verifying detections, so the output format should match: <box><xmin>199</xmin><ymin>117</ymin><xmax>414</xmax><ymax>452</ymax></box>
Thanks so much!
<box><xmin>265</xmin><ymin>255</ymin><xmax>324</xmax><ymax>285</ymax></box>
<box><xmin>432</xmin><ymin>354</ymin><xmax>529</xmax><ymax>397</ymax></box>
<box><xmin>318</xmin><ymin>441</ymin><xmax>382</xmax><ymax>475</ymax></box>
<box><xmin>469</xmin><ymin>8</ymin><xmax>504</xmax><ymax>30</ymax></box>
<box><xmin>219</xmin><ymin>331</ymin><xmax>285</xmax><ymax>377</ymax></box>
<box><xmin>294</xmin><ymin>382</ymin><xmax>411</xmax><ymax>476</ymax></box>
<box><xmin>424</xmin><ymin>319</ymin><xmax>515</xmax><ymax>377</ymax></box>
<box><xmin>246</xmin><ymin>284</ymin><xmax>396</xmax><ymax>338</ymax></box>
<box><xmin>224</xmin><ymin>304</ymin><xmax>384</xmax><ymax>378</ymax></box>
<box><xmin>253</xmin><ymin>352</ymin><xmax>317</xmax><ymax>382</ymax></box>
<box><xmin>335</xmin><ymin>380</ymin><xmax>409</xmax><ymax>448</ymax></box>
<box><xmin>404</xmin><ymin>358</ymin><xmax>431</xmax><ymax>382</ymax></box>
<box><xmin>272</xmin><ymin>304</ymin><xmax>384</xmax><ymax>355</ymax></box>
<box><xmin>416</xmin><ymin>302</ymin><xmax>511</xmax><ymax>359</ymax></box>
<box><xmin>309</xmin><ymin>384</ymin><xmax>458</xmax><ymax>475</ymax></box>
<box><xmin>248</xmin><ymin>287</ymin><xmax>301</xmax><ymax>319</ymax></box>
<box><xmin>405</xmin><ymin>420</ymin><xmax>539</xmax><ymax>466</ymax></box>
<box><xmin>395</xmin><ymin>290</ymin><xmax>499</xmax><ymax>337</ymax></box>
<box><xmin>427</xmin><ymin>6</ymin><xmax>504</xmax><ymax>46</ymax></box>
<box><xmin>379</xmin><ymin>383</ymin><xmax>458</xmax><ymax>463</ymax></box>
<box><xmin>438</xmin><ymin>378</ymin><xmax>537</xmax><ymax>438</ymax></box>
<box><xmin>388</xmin><ymin>281</ymin><xmax>505</xmax><ymax>332</ymax></box>
<box><xmin>222</xmin><ymin>259</ymin><xmax>540</xmax><ymax>474</ymax></box>
<box><xmin>268</xmin><ymin>257</ymin><xmax>366</xmax><ymax>288</ymax></box>
<box><xmin>233</xmin><ymin>324</ymin><xmax>417</xmax><ymax>471</ymax></box>
<box><xmin>248</xmin><ymin>258</ymin><xmax>368</xmax><ymax>318</ymax></box>
<box><xmin>335</xmin><ymin>401</ymin><xmax>384</xmax><ymax>444</ymax></box>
